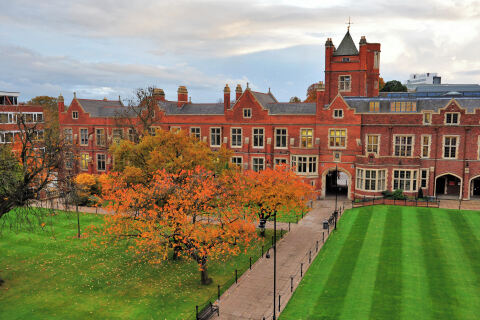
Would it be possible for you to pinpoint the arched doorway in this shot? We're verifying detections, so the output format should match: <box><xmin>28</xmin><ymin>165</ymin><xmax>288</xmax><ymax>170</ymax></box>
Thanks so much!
<box><xmin>470</xmin><ymin>175</ymin><xmax>480</xmax><ymax>199</ymax></box>
<box><xmin>435</xmin><ymin>174</ymin><xmax>462</xmax><ymax>199</ymax></box>
<box><xmin>322</xmin><ymin>167</ymin><xmax>351</xmax><ymax>200</ymax></box>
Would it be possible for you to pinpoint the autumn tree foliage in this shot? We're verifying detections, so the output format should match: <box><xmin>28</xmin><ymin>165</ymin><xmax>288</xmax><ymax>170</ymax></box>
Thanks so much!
<box><xmin>73</xmin><ymin>173</ymin><xmax>102</xmax><ymax>206</ymax></box>
<box><xmin>110</xmin><ymin>128</ymin><xmax>231</xmax><ymax>178</ymax></box>
<box><xmin>304</xmin><ymin>83</ymin><xmax>318</xmax><ymax>103</ymax></box>
<box><xmin>242</xmin><ymin>166</ymin><xmax>313</xmax><ymax>235</ymax></box>
<box><xmin>101</xmin><ymin>167</ymin><xmax>257</xmax><ymax>284</ymax></box>
<box><xmin>0</xmin><ymin>112</ymin><xmax>65</xmax><ymax>218</ymax></box>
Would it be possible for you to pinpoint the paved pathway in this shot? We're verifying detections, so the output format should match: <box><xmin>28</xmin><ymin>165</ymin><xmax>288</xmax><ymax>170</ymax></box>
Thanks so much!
<box><xmin>215</xmin><ymin>199</ymin><xmax>348</xmax><ymax>320</ymax></box>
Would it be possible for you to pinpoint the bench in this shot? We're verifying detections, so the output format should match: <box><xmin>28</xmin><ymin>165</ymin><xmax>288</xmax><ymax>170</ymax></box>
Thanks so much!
<box><xmin>196</xmin><ymin>302</ymin><xmax>219</xmax><ymax>320</ymax></box>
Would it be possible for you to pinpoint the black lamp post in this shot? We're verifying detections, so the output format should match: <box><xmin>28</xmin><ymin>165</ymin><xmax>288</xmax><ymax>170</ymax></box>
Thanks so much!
<box><xmin>273</xmin><ymin>211</ymin><xmax>277</xmax><ymax>320</ymax></box>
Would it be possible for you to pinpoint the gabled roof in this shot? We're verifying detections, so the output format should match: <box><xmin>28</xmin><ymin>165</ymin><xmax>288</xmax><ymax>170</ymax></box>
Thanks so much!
<box><xmin>333</xmin><ymin>31</ymin><xmax>359</xmax><ymax>56</ymax></box>
<box><xmin>251</xmin><ymin>91</ymin><xmax>278</xmax><ymax>108</ymax></box>
<box><xmin>75</xmin><ymin>99</ymin><xmax>128</xmax><ymax>118</ymax></box>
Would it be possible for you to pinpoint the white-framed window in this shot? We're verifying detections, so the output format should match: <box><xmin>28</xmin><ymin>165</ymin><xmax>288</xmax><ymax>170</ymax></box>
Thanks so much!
<box><xmin>95</xmin><ymin>128</ymin><xmax>105</xmax><ymax>146</ymax></box>
<box><xmin>112</xmin><ymin>128</ymin><xmax>123</xmax><ymax>144</ymax></box>
<box><xmin>445</xmin><ymin>112</ymin><xmax>459</xmax><ymax>125</ymax></box>
<box><xmin>369</xmin><ymin>101</ymin><xmax>379</xmax><ymax>112</ymax></box>
<box><xmin>243</xmin><ymin>108</ymin><xmax>252</xmax><ymax>119</ymax></box>
<box><xmin>423</xmin><ymin>112</ymin><xmax>432</xmax><ymax>125</ymax></box>
<box><xmin>339</xmin><ymin>75</ymin><xmax>351</xmax><ymax>91</ymax></box>
<box><xmin>97</xmin><ymin>154</ymin><xmax>106</xmax><ymax>171</ymax></box>
<box><xmin>393</xmin><ymin>169</ymin><xmax>417</xmax><ymax>192</ymax></box>
<box><xmin>80</xmin><ymin>153</ymin><xmax>89</xmax><ymax>171</ymax></box>
<box><xmin>356</xmin><ymin>169</ymin><xmax>386</xmax><ymax>191</ymax></box>
<box><xmin>374</xmin><ymin>51</ymin><xmax>380</xmax><ymax>69</ymax></box>
<box><xmin>274</xmin><ymin>158</ymin><xmax>287</xmax><ymax>168</ymax></box>
<box><xmin>300</xmin><ymin>128</ymin><xmax>313</xmax><ymax>148</ymax></box>
<box><xmin>72</xmin><ymin>111</ymin><xmax>79</xmax><ymax>119</ymax></box>
<box><xmin>231</xmin><ymin>156</ymin><xmax>243</xmax><ymax>167</ymax></box>
<box><xmin>421</xmin><ymin>135</ymin><xmax>431</xmax><ymax>158</ymax></box>
<box><xmin>210</xmin><ymin>127</ymin><xmax>221</xmax><ymax>147</ymax></box>
<box><xmin>148</xmin><ymin>127</ymin><xmax>156</xmax><ymax>136</ymax></box>
<box><xmin>252</xmin><ymin>157</ymin><xmax>265</xmax><ymax>172</ymax></box>
<box><xmin>64</xmin><ymin>128</ymin><xmax>73</xmax><ymax>144</ymax></box>
<box><xmin>0</xmin><ymin>131</ymin><xmax>17</xmax><ymax>144</ymax></box>
<box><xmin>393</xmin><ymin>135</ymin><xmax>414</xmax><ymax>157</ymax></box>
<box><xmin>252</xmin><ymin>128</ymin><xmax>264</xmax><ymax>148</ymax></box>
<box><xmin>231</xmin><ymin>128</ymin><xmax>242</xmax><ymax>148</ymax></box>
<box><xmin>366</xmin><ymin>134</ymin><xmax>379</xmax><ymax>155</ymax></box>
<box><xmin>291</xmin><ymin>156</ymin><xmax>317</xmax><ymax>174</ymax></box>
<box><xmin>128</xmin><ymin>128</ymin><xmax>135</xmax><ymax>142</ymax></box>
<box><xmin>478</xmin><ymin>136</ymin><xmax>480</xmax><ymax>160</ymax></box>
<box><xmin>333</xmin><ymin>109</ymin><xmax>343</xmax><ymax>118</ymax></box>
<box><xmin>329</xmin><ymin>129</ymin><xmax>346</xmax><ymax>148</ymax></box>
<box><xmin>65</xmin><ymin>152</ymin><xmax>74</xmax><ymax>169</ymax></box>
<box><xmin>80</xmin><ymin>128</ymin><xmax>89</xmax><ymax>146</ymax></box>
<box><xmin>443</xmin><ymin>136</ymin><xmax>458</xmax><ymax>159</ymax></box>
<box><xmin>275</xmin><ymin>128</ymin><xmax>287</xmax><ymax>148</ymax></box>
<box><xmin>190</xmin><ymin>127</ymin><xmax>201</xmax><ymax>139</ymax></box>
<box><xmin>420</xmin><ymin>169</ymin><xmax>429</xmax><ymax>189</ymax></box>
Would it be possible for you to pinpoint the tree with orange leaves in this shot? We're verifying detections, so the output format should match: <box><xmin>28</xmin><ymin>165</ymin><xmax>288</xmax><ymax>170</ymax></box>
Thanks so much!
<box><xmin>242</xmin><ymin>165</ymin><xmax>313</xmax><ymax>236</ymax></box>
<box><xmin>101</xmin><ymin>167</ymin><xmax>257</xmax><ymax>284</ymax></box>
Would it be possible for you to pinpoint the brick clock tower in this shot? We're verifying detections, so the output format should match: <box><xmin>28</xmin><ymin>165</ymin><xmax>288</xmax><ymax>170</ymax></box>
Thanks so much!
<box><xmin>322</xmin><ymin>29</ymin><xmax>381</xmax><ymax>104</ymax></box>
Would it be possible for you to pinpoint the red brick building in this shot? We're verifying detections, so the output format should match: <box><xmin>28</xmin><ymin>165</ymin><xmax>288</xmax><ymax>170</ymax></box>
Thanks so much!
<box><xmin>58</xmin><ymin>30</ymin><xmax>480</xmax><ymax>200</ymax></box>
<box><xmin>1</xmin><ymin>91</ymin><xmax>44</xmax><ymax>144</ymax></box>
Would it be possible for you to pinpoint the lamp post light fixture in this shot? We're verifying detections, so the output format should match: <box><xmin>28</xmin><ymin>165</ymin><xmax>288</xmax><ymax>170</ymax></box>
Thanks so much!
<box><xmin>323</xmin><ymin>219</ymin><xmax>329</xmax><ymax>232</ymax></box>
<box><xmin>258</xmin><ymin>218</ymin><xmax>266</xmax><ymax>236</ymax></box>
<box><xmin>333</xmin><ymin>210</ymin><xmax>338</xmax><ymax>230</ymax></box>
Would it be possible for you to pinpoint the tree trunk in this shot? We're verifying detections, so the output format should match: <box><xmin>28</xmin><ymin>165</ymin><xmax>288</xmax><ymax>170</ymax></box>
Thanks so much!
<box><xmin>172</xmin><ymin>245</ymin><xmax>182</xmax><ymax>260</ymax></box>
<box><xmin>200</xmin><ymin>259</ymin><xmax>212</xmax><ymax>285</ymax></box>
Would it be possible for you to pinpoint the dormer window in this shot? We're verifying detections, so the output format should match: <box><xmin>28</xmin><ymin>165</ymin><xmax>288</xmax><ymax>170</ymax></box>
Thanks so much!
<box><xmin>339</xmin><ymin>75</ymin><xmax>351</xmax><ymax>91</ymax></box>
<box><xmin>72</xmin><ymin>111</ymin><xmax>79</xmax><ymax>119</ymax></box>
<box><xmin>243</xmin><ymin>108</ymin><xmax>252</xmax><ymax>119</ymax></box>
<box><xmin>342</xmin><ymin>57</ymin><xmax>350</xmax><ymax>62</ymax></box>
<box><xmin>333</xmin><ymin>109</ymin><xmax>343</xmax><ymax>118</ymax></box>
<box><xmin>369</xmin><ymin>101</ymin><xmax>379</xmax><ymax>112</ymax></box>
<box><xmin>445</xmin><ymin>112</ymin><xmax>459</xmax><ymax>125</ymax></box>
<box><xmin>423</xmin><ymin>112</ymin><xmax>432</xmax><ymax>125</ymax></box>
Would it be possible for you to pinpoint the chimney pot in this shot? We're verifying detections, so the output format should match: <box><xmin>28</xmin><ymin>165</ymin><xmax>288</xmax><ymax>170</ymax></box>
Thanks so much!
<box><xmin>177</xmin><ymin>86</ymin><xmax>188</xmax><ymax>107</ymax></box>
<box><xmin>235</xmin><ymin>84</ymin><xmax>243</xmax><ymax>100</ymax></box>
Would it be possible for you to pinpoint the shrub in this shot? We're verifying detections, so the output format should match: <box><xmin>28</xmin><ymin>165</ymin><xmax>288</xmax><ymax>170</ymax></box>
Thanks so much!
<box><xmin>392</xmin><ymin>189</ymin><xmax>406</xmax><ymax>200</ymax></box>
<box><xmin>417</xmin><ymin>188</ymin><xmax>424</xmax><ymax>199</ymax></box>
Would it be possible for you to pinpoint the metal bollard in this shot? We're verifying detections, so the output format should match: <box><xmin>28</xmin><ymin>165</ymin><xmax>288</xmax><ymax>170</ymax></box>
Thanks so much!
<box><xmin>262</xmin><ymin>245</ymin><xmax>264</xmax><ymax>257</ymax></box>
<box><xmin>289</xmin><ymin>222</ymin><xmax>291</xmax><ymax>231</ymax></box>
<box><xmin>316</xmin><ymin>240</ymin><xmax>318</xmax><ymax>252</ymax></box>
<box><xmin>323</xmin><ymin>231</ymin><xmax>325</xmax><ymax>243</ymax></box>
<box><xmin>279</xmin><ymin>295</ymin><xmax>281</xmax><ymax>312</ymax></box>
<box><xmin>301</xmin><ymin>263</ymin><xmax>303</xmax><ymax>277</ymax></box>
<box><xmin>291</xmin><ymin>276</ymin><xmax>293</xmax><ymax>292</ymax></box>
<box><xmin>309</xmin><ymin>250</ymin><xmax>311</xmax><ymax>264</ymax></box>
<box><xmin>218</xmin><ymin>285</ymin><xmax>220</xmax><ymax>300</ymax></box>
<box><xmin>235</xmin><ymin>269</ymin><xmax>238</xmax><ymax>283</ymax></box>
<box><xmin>250</xmin><ymin>257</ymin><xmax>252</xmax><ymax>269</ymax></box>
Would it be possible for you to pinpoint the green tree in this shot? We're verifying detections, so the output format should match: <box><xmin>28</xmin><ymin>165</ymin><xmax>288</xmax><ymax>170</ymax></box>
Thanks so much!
<box><xmin>380</xmin><ymin>80</ymin><xmax>407</xmax><ymax>92</ymax></box>
<box><xmin>289</xmin><ymin>96</ymin><xmax>301</xmax><ymax>103</ymax></box>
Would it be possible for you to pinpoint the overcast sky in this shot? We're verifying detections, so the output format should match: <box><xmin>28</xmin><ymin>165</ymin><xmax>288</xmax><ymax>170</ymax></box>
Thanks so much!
<box><xmin>2</xmin><ymin>0</ymin><xmax>480</xmax><ymax>103</ymax></box>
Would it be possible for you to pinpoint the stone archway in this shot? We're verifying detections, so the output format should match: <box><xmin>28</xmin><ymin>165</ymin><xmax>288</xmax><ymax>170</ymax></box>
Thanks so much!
<box><xmin>435</xmin><ymin>173</ymin><xmax>462</xmax><ymax>199</ymax></box>
<box><xmin>469</xmin><ymin>175</ymin><xmax>480</xmax><ymax>199</ymax></box>
<box><xmin>321</xmin><ymin>167</ymin><xmax>352</xmax><ymax>200</ymax></box>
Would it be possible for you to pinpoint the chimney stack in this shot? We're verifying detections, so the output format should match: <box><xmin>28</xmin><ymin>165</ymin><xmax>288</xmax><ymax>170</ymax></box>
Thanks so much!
<box><xmin>235</xmin><ymin>84</ymin><xmax>243</xmax><ymax>101</ymax></box>
<box><xmin>153</xmin><ymin>88</ymin><xmax>166</xmax><ymax>101</ymax></box>
<box><xmin>316</xmin><ymin>81</ymin><xmax>325</xmax><ymax>105</ymax></box>
<box><xmin>224</xmin><ymin>84</ymin><xmax>230</xmax><ymax>111</ymax></box>
<box><xmin>58</xmin><ymin>93</ymin><xmax>65</xmax><ymax>113</ymax></box>
<box><xmin>359</xmin><ymin>36</ymin><xmax>367</xmax><ymax>45</ymax></box>
<box><xmin>177</xmin><ymin>86</ymin><xmax>188</xmax><ymax>107</ymax></box>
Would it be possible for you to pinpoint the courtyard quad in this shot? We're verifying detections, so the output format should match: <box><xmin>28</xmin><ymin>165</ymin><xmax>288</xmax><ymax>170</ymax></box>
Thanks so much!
<box><xmin>281</xmin><ymin>205</ymin><xmax>480</xmax><ymax>320</ymax></box>
<box><xmin>0</xmin><ymin>210</ymin><xmax>277</xmax><ymax>320</ymax></box>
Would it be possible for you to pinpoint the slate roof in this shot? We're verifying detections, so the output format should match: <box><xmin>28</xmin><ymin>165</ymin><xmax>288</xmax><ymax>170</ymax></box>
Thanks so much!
<box><xmin>159</xmin><ymin>101</ymin><xmax>224</xmax><ymax>115</ymax></box>
<box><xmin>344</xmin><ymin>97</ymin><xmax>480</xmax><ymax>113</ymax></box>
<box><xmin>75</xmin><ymin>99</ymin><xmax>131</xmax><ymax>117</ymax></box>
<box><xmin>415</xmin><ymin>84</ymin><xmax>480</xmax><ymax>93</ymax></box>
<box><xmin>333</xmin><ymin>31</ymin><xmax>359</xmax><ymax>56</ymax></box>
<box><xmin>265</xmin><ymin>103</ymin><xmax>316</xmax><ymax>115</ymax></box>
<box><xmin>251</xmin><ymin>91</ymin><xmax>278</xmax><ymax>107</ymax></box>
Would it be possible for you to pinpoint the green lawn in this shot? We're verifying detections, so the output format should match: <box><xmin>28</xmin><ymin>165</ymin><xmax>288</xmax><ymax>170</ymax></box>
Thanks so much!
<box><xmin>0</xmin><ymin>210</ymin><xmax>276</xmax><ymax>320</ymax></box>
<box><xmin>281</xmin><ymin>205</ymin><xmax>480</xmax><ymax>320</ymax></box>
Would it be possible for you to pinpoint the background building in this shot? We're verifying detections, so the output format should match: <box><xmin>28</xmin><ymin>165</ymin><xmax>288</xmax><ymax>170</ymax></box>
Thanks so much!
<box><xmin>406</xmin><ymin>73</ymin><xmax>442</xmax><ymax>91</ymax></box>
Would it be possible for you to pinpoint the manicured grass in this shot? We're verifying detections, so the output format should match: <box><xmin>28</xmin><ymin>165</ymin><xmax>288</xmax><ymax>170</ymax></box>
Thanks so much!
<box><xmin>281</xmin><ymin>205</ymin><xmax>480</xmax><ymax>320</ymax></box>
<box><xmin>0</xmin><ymin>210</ymin><xmax>277</xmax><ymax>320</ymax></box>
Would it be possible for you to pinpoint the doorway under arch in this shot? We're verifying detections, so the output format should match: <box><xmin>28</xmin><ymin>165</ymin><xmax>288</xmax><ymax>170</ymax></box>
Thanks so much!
<box><xmin>435</xmin><ymin>173</ymin><xmax>462</xmax><ymax>199</ymax></box>
<box><xmin>470</xmin><ymin>175</ymin><xmax>480</xmax><ymax>199</ymax></box>
<box><xmin>321</xmin><ymin>167</ymin><xmax>352</xmax><ymax>200</ymax></box>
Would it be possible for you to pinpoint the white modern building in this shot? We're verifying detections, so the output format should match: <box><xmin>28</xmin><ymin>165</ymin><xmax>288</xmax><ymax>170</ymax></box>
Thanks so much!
<box><xmin>406</xmin><ymin>73</ymin><xmax>441</xmax><ymax>91</ymax></box>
